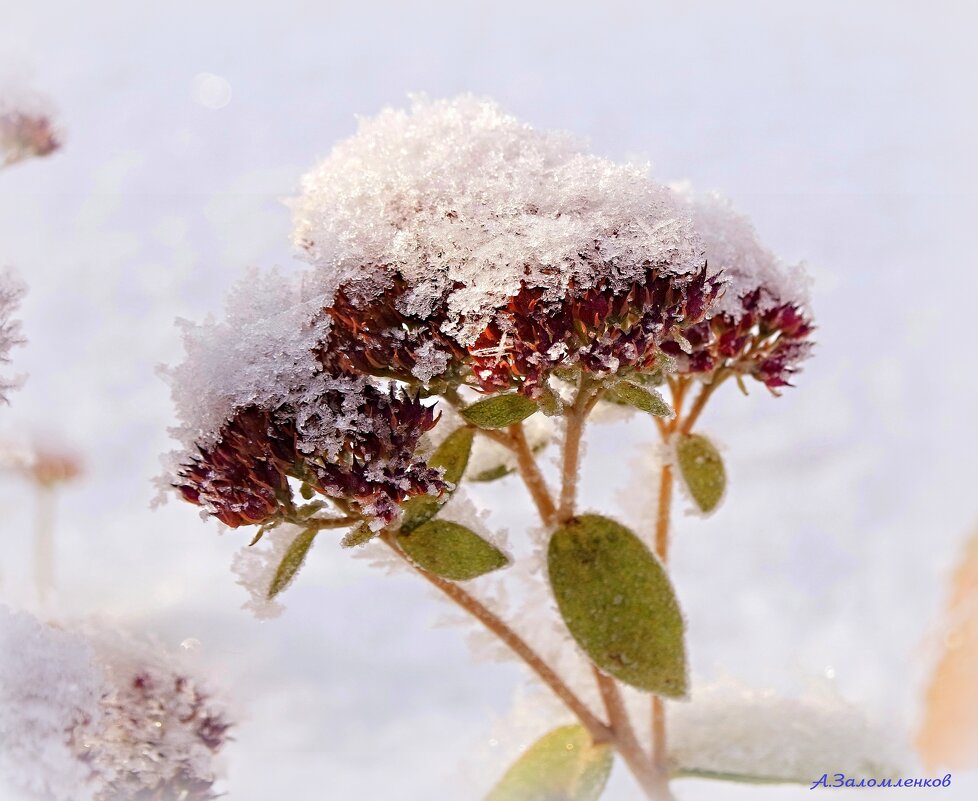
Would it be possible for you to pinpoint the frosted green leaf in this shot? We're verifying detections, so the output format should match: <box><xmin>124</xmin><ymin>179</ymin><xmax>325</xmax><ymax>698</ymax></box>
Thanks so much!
<box><xmin>672</xmin><ymin>768</ymin><xmax>799</xmax><ymax>785</ymax></box>
<box><xmin>607</xmin><ymin>382</ymin><xmax>672</xmax><ymax>417</ymax></box>
<box><xmin>484</xmin><ymin>724</ymin><xmax>613</xmax><ymax>801</ymax></box>
<box><xmin>461</xmin><ymin>393</ymin><xmax>538</xmax><ymax>429</ymax></box>
<box><xmin>267</xmin><ymin>527</ymin><xmax>317</xmax><ymax>599</ymax></box>
<box><xmin>341</xmin><ymin>522</ymin><xmax>376</xmax><ymax>548</ymax></box>
<box><xmin>548</xmin><ymin>514</ymin><xmax>687</xmax><ymax>696</ymax></box>
<box><xmin>675</xmin><ymin>434</ymin><xmax>726</xmax><ymax>513</ymax></box>
<box><xmin>400</xmin><ymin>426</ymin><xmax>475</xmax><ymax>533</ymax></box>
<box><xmin>397</xmin><ymin>519</ymin><xmax>508</xmax><ymax>580</ymax></box>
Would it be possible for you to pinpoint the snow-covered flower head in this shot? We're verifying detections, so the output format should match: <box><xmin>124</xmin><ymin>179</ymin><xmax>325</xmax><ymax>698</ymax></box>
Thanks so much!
<box><xmin>293</xmin><ymin>95</ymin><xmax>720</xmax><ymax>397</ymax></box>
<box><xmin>162</xmin><ymin>270</ymin><xmax>445</xmax><ymax>529</ymax></box>
<box><xmin>664</xmin><ymin>188</ymin><xmax>815</xmax><ymax>389</ymax></box>
<box><xmin>0</xmin><ymin>607</ymin><xmax>231</xmax><ymax>801</ymax></box>
<box><xmin>0</xmin><ymin>268</ymin><xmax>26</xmax><ymax>403</ymax></box>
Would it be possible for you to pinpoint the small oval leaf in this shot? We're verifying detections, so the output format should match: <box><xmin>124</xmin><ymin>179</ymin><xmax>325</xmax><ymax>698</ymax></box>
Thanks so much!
<box><xmin>548</xmin><ymin>514</ymin><xmax>687</xmax><ymax>696</ymax></box>
<box><xmin>484</xmin><ymin>724</ymin><xmax>613</xmax><ymax>801</ymax></box>
<box><xmin>397</xmin><ymin>519</ymin><xmax>508</xmax><ymax>581</ymax></box>
<box><xmin>267</xmin><ymin>527</ymin><xmax>317</xmax><ymax>599</ymax></box>
<box><xmin>431</xmin><ymin>425</ymin><xmax>475</xmax><ymax>484</ymax></box>
<box><xmin>608</xmin><ymin>382</ymin><xmax>672</xmax><ymax>417</ymax></box>
<box><xmin>675</xmin><ymin>434</ymin><xmax>726</xmax><ymax>513</ymax></box>
<box><xmin>400</xmin><ymin>426</ymin><xmax>476</xmax><ymax>532</ymax></box>
<box><xmin>461</xmin><ymin>393</ymin><xmax>539</xmax><ymax>429</ymax></box>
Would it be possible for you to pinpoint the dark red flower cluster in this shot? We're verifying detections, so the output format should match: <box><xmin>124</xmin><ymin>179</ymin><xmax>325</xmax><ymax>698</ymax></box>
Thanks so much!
<box><xmin>322</xmin><ymin>263</ymin><xmax>720</xmax><ymax>400</ymax></box>
<box><xmin>175</xmin><ymin>378</ymin><xmax>444</xmax><ymax>528</ymax></box>
<box><xmin>471</xmin><ymin>265</ymin><xmax>719</xmax><ymax>397</ymax></box>
<box><xmin>663</xmin><ymin>288</ymin><xmax>814</xmax><ymax>389</ymax></box>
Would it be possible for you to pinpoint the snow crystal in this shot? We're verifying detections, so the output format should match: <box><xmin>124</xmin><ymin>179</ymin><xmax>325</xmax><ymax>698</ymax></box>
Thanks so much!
<box><xmin>668</xmin><ymin>680</ymin><xmax>907</xmax><ymax>783</ymax></box>
<box><xmin>292</xmin><ymin>94</ymin><xmax>703</xmax><ymax>347</ymax></box>
<box><xmin>0</xmin><ymin>607</ymin><xmax>103</xmax><ymax>801</ymax></box>
<box><xmin>161</xmin><ymin>268</ymin><xmax>330</xmax><ymax>457</ymax></box>
<box><xmin>675</xmin><ymin>184</ymin><xmax>811</xmax><ymax>318</ymax></box>
<box><xmin>0</xmin><ymin>268</ymin><xmax>26</xmax><ymax>403</ymax></box>
<box><xmin>231</xmin><ymin>523</ymin><xmax>309</xmax><ymax>619</ymax></box>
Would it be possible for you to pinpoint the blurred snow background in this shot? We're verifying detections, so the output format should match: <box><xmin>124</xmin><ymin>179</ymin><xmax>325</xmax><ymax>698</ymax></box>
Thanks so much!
<box><xmin>1</xmin><ymin>0</ymin><xmax>977</xmax><ymax>798</ymax></box>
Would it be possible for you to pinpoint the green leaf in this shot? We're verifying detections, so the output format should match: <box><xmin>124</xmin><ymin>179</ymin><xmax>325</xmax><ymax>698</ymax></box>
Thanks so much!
<box><xmin>470</xmin><ymin>463</ymin><xmax>515</xmax><ymax>483</ymax></box>
<box><xmin>267</xmin><ymin>527</ymin><xmax>318</xmax><ymax>600</ymax></box>
<box><xmin>675</xmin><ymin>434</ymin><xmax>726</xmax><ymax>513</ymax></box>
<box><xmin>461</xmin><ymin>393</ymin><xmax>539</xmax><ymax>429</ymax></box>
<box><xmin>607</xmin><ymin>382</ymin><xmax>672</xmax><ymax>417</ymax></box>
<box><xmin>397</xmin><ymin>519</ymin><xmax>508</xmax><ymax>581</ymax></box>
<box><xmin>548</xmin><ymin>514</ymin><xmax>687</xmax><ymax>696</ymax></box>
<box><xmin>400</xmin><ymin>426</ymin><xmax>475</xmax><ymax>533</ymax></box>
<box><xmin>341</xmin><ymin>521</ymin><xmax>377</xmax><ymax>548</ymax></box>
<box><xmin>672</xmin><ymin>768</ymin><xmax>804</xmax><ymax>785</ymax></box>
<box><xmin>484</xmin><ymin>724</ymin><xmax>613</xmax><ymax>801</ymax></box>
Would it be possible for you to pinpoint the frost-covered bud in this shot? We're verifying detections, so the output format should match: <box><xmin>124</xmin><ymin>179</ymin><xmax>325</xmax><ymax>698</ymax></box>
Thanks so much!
<box><xmin>293</xmin><ymin>95</ymin><xmax>719</xmax><ymax>398</ymax></box>
<box><xmin>0</xmin><ymin>98</ymin><xmax>59</xmax><ymax>166</ymax></box>
<box><xmin>0</xmin><ymin>607</ymin><xmax>231</xmax><ymax>801</ymax></box>
<box><xmin>0</xmin><ymin>268</ymin><xmax>25</xmax><ymax>403</ymax></box>
<box><xmin>663</xmin><ymin>189</ymin><xmax>815</xmax><ymax>389</ymax></box>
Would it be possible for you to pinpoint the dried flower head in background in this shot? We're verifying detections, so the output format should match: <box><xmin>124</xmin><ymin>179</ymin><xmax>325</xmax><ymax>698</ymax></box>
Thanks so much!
<box><xmin>664</xmin><ymin>188</ymin><xmax>814</xmax><ymax>390</ymax></box>
<box><xmin>0</xmin><ymin>606</ymin><xmax>231</xmax><ymax>801</ymax></box>
<box><xmin>293</xmin><ymin>95</ymin><xmax>720</xmax><ymax>398</ymax></box>
<box><xmin>0</xmin><ymin>268</ymin><xmax>26</xmax><ymax>403</ymax></box>
<box><xmin>0</xmin><ymin>90</ymin><xmax>60</xmax><ymax>168</ymax></box>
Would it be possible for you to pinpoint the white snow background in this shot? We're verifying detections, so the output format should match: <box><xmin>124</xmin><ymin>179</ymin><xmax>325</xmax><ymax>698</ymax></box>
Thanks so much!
<box><xmin>1</xmin><ymin>1</ymin><xmax>977</xmax><ymax>799</ymax></box>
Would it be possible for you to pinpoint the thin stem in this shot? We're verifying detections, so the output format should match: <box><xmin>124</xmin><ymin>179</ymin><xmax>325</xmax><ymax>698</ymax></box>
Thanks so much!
<box><xmin>678</xmin><ymin>372</ymin><xmax>727</xmax><ymax>435</ymax></box>
<box><xmin>33</xmin><ymin>485</ymin><xmax>55</xmax><ymax>606</ymax></box>
<box><xmin>556</xmin><ymin>381</ymin><xmax>598</xmax><ymax>523</ymax></box>
<box><xmin>654</xmin><ymin>465</ymin><xmax>674</xmax><ymax>566</ymax></box>
<box><xmin>508</xmin><ymin>422</ymin><xmax>558</xmax><ymax>526</ymax></box>
<box><xmin>594</xmin><ymin>668</ymin><xmax>677</xmax><ymax>800</ymax></box>
<box><xmin>382</xmin><ymin>531</ymin><xmax>612</xmax><ymax>743</ymax></box>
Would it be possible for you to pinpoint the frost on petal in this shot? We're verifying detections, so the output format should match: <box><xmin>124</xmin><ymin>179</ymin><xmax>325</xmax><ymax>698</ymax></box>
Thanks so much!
<box><xmin>0</xmin><ymin>268</ymin><xmax>26</xmax><ymax>403</ymax></box>
<box><xmin>292</xmin><ymin>95</ymin><xmax>720</xmax><ymax>395</ymax></box>
<box><xmin>0</xmin><ymin>607</ymin><xmax>232</xmax><ymax>801</ymax></box>
<box><xmin>668</xmin><ymin>681</ymin><xmax>906</xmax><ymax>783</ymax></box>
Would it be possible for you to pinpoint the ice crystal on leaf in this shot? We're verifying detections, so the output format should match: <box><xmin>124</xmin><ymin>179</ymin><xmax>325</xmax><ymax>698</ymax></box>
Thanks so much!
<box><xmin>665</xmin><ymin>187</ymin><xmax>815</xmax><ymax>389</ymax></box>
<box><xmin>292</xmin><ymin>95</ymin><xmax>719</xmax><ymax>397</ymax></box>
<box><xmin>0</xmin><ymin>607</ymin><xmax>231</xmax><ymax>801</ymax></box>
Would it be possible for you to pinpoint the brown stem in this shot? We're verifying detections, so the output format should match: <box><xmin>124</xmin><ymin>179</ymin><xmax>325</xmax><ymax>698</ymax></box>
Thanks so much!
<box><xmin>382</xmin><ymin>531</ymin><xmax>612</xmax><ymax>743</ymax></box>
<box><xmin>557</xmin><ymin>382</ymin><xmax>598</xmax><ymax>523</ymax></box>
<box><xmin>508</xmin><ymin>423</ymin><xmax>558</xmax><ymax>526</ymax></box>
<box><xmin>594</xmin><ymin>668</ymin><xmax>676</xmax><ymax>800</ymax></box>
<box><xmin>654</xmin><ymin>465</ymin><xmax>674</xmax><ymax>565</ymax></box>
<box><xmin>678</xmin><ymin>372</ymin><xmax>727</xmax><ymax>435</ymax></box>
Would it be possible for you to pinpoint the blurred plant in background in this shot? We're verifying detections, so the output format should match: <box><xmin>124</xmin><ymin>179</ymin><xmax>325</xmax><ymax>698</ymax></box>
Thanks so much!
<box><xmin>155</xmin><ymin>96</ymin><xmax>900</xmax><ymax>800</ymax></box>
<box><xmin>0</xmin><ymin>606</ymin><xmax>232</xmax><ymax>801</ymax></box>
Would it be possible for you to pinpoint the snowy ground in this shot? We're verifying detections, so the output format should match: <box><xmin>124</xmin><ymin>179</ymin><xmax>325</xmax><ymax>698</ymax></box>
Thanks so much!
<box><xmin>1</xmin><ymin>1</ymin><xmax>977</xmax><ymax>799</ymax></box>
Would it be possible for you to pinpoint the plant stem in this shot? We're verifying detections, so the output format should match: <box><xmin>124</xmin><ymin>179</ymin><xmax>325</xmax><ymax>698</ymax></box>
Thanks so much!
<box><xmin>508</xmin><ymin>422</ymin><xmax>558</xmax><ymax>526</ymax></box>
<box><xmin>33</xmin><ymin>485</ymin><xmax>55</xmax><ymax>606</ymax></box>
<box><xmin>381</xmin><ymin>530</ymin><xmax>612</xmax><ymax>743</ymax></box>
<box><xmin>556</xmin><ymin>381</ymin><xmax>598</xmax><ymax>523</ymax></box>
<box><xmin>594</xmin><ymin>668</ymin><xmax>677</xmax><ymax>800</ymax></box>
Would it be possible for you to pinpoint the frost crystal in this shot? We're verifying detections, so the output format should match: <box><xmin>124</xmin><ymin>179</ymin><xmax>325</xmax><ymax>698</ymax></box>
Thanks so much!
<box><xmin>0</xmin><ymin>268</ymin><xmax>26</xmax><ymax>403</ymax></box>
<box><xmin>0</xmin><ymin>607</ymin><xmax>231</xmax><ymax>801</ymax></box>
<box><xmin>293</xmin><ymin>95</ymin><xmax>719</xmax><ymax>396</ymax></box>
<box><xmin>665</xmin><ymin>187</ymin><xmax>815</xmax><ymax>388</ymax></box>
